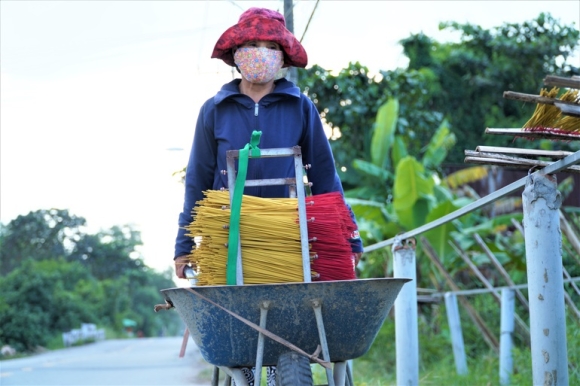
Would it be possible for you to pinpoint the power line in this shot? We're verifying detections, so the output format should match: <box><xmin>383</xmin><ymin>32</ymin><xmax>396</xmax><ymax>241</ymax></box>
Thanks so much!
<box><xmin>227</xmin><ymin>0</ymin><xmax>245</xmax><ymax>11</ymax></box>
<box><xmin>299</xmin><ymin>0</ymin><xmax>320</xmax><ymax>43</ymax></box>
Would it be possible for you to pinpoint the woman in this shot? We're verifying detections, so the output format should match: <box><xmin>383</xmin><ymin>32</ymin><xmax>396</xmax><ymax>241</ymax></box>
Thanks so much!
<box><xmin>173</xmin><ymin>7</ymin><xmax>363</xmax><ymax>386</ymax></box>
<box><xmin>174</xmin><ymin>7</ymin><xmax>363</xmax><ymax>277</ymax></box>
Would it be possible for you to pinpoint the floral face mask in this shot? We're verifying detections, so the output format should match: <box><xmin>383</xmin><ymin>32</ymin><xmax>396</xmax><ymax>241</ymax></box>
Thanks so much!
<box><xmin>234</xmin><ymin>47</ymin><xmax>284</xmax><ymax>84</ymax></box>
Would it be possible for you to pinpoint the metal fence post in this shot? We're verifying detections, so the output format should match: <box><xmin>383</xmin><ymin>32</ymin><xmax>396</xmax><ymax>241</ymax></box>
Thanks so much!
<box><xmin>499</xmin><ymin>288</ymin><xmax>515</xmax><ymax>385</ymax></box>
<box><xmin>444</xmin><ymin>293</ymin><xmax>468</xmax><ymax>375</ymax></box>
<box><xmin>522</xmin><ymin>173</ymin><xmax>569</xmax><ymax>386</ymax></box>
<box><xmin>392</xmin><ymin>238</ymin><xmax>419</xmax><ymax>386</ymax></box>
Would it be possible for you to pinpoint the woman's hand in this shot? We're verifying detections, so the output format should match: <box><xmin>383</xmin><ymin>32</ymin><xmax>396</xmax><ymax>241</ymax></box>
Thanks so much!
<box><xmin>174</xmin><ymin>255</ymin><xmax>192</xmax><ymax>279</ymax></box>
<box><xmin>354</xmin><ymin>252</ymin><xmax>363</xmax><ymax>266</ymax></box>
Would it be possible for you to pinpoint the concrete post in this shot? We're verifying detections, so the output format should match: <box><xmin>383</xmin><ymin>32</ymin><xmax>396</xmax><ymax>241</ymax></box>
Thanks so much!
<box><xmin>522</xmin><ymin>173</ymin><xmax>568</xmax><ymax>386</ymax></box>
<box><xmin>392</xmin><ymin>238</ymin><xmax>419</xmax><ymax>386</ymax></box>
<box><xmin>499</xmin><ymin>289</ymin><xmax>515</xmax><ymax>385</ymax></box>
<box><xmin>444</xmin><ymin>293</ymin><xmax>468</xmax><ymax>375</ymax></box>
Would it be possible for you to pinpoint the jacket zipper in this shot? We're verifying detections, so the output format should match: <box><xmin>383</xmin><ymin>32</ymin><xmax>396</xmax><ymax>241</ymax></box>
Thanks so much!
<box><xmin>253</xmin><ymin>102</ymin><xmax>260</xmax><ymax>195</ymax></box>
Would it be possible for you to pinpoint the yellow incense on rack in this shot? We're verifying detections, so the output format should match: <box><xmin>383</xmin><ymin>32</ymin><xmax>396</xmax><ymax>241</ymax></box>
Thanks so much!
<box><xmin>185</xmin><ymin>190</ymin><xmax>305</xmax><ymax>285</ymax></box>
<box><xmin>523</xmin><ymin>87</ymin><xmax>580</xmax><ymax>133</ymax></box>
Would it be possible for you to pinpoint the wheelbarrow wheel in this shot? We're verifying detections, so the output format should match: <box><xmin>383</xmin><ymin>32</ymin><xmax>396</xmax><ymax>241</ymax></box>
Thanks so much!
<box><xmin>275</xmin><ymin>351</ymin><xmax>313</xmax><ymax>386</ymax></box>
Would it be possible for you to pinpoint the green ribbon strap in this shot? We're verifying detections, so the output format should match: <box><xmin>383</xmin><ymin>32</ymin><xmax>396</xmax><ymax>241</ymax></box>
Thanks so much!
<box><xmin>226</xmin><ymin>131</ymin><xmax>262</xmax><ymax>285</ymax></box>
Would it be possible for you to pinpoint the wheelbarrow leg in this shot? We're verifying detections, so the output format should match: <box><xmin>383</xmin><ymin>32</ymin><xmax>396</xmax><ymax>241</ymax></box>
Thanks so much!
<box><xmin>218</xmin><ymin>366</ymin><xmax>248</xmax><ymax>386</ymax></box>
<box><xmin>333</xmin><ymin>362</ymin><xmax>347</xmax><ymax>386</ymax></box>
<box><xmin>254</xmin><ymin>301</ymin><xmax>270</xmax><ymax>386</ymax></box>
<box><xmin>311</xmin><ymin>299</ymin><xmax>335</xmax><ymax>386</ymax></box>
<box><xmin>346</xmin><ymin>360</ymin><xmax>354</xmax><ymax>386</ymax></box>
<box><xmin>179</xmin><ymin>327</ymin><xmax>189</xmax><ymax>358</ymax></box>
<box><xmin>211</xmin><ymin>366</ymin><xmax>220</xmax><ymax>386</ymax></box>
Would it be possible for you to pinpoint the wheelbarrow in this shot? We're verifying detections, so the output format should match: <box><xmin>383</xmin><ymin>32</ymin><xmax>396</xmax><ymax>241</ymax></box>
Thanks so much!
<box><xmin>161</xmin><ymin>277</ymin><xmax>409</xmax><ymax>386</ymax></box>
<box><xmin>160</xmin><ymin>141</ymin><xmax>410</xmax><ymax>385</ymax></box>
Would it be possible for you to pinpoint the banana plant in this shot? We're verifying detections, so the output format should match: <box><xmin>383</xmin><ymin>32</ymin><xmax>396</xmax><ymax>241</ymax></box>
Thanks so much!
<box><xmin>346</xmin><ymin>98</ymin><xmax>461</xmax><ymax>262</ymax></box>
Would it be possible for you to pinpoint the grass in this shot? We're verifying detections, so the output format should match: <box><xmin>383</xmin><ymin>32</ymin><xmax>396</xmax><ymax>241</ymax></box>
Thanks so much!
<box><xmin>343</xmin><ymin>312</ymin><xmax>579</xmax><ymax>385</ymax></box>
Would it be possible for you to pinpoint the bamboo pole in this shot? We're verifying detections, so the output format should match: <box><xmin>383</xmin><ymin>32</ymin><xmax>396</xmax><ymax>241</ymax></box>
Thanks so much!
<box><xmin>514</xmin><ymin>215</ymin><xmax>580</xmax><ymax>317</ymax></box>
<box><xmin>429</xmin><ymin>278</ymin><xmax>580</xmax><ymax>297</ymax></box>
<box><xmin>565</xmin><ymin>269</ymin><xmax>580</xmax><ymax>298</ymax></box>
<box><xmin>473</xmin><ymin>234</ymin><xmax>530</xmax><ymax>311</ymax></box>
<box><xmin>449</xmin><ymin>240</ymin><xmax>530</xmax><ymax>339</ymax></box>
<box><xmin>510</xmin><ymin>218</ymin><xmax>524</xmax><ymax>235</ymax></box>
<box><xmin>563</xmin><ymin>290</ymin><xmax>580</xmax><ymax>321</ymax></box>
<box><xmin>420</xmin><ymin>237</ymin><xmax>499</xmax><ymax>351</ymax></box>
<box><xmin>514</xmin><ymin>216</ymin><xmax>580</xmax><ymax>267</ymax></box>
<box><xmin>560</xmin><ymin>210</ymin><xmax>580</xmax><ymax>257</ymax></box>
<box><xmin>563</xmin><ymin>243</ymin><xmax>580</xmax><ymax>267</ymax></box>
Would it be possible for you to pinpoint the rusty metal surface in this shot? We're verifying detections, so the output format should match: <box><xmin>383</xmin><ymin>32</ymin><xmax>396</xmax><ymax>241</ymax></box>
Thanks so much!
<box><xmin>161</xmin><ymin>278</ymin><xmax>409</xmax><ymax>367</ymax></box>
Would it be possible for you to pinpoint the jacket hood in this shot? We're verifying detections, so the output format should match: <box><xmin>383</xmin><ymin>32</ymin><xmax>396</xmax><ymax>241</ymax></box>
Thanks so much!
<box><xmin>214</xmin><ymin>78</ymin><xmax>301</xmax><ymax>106</ymax></box>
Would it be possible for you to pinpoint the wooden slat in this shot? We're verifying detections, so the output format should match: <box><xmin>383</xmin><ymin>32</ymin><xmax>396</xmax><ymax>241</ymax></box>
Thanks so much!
<box><xmin>474</xmin><ymin>146</ymin><xmax>572</xmax><ymax>159</ymax></box>
<box><xmin>485</xmin><ymin>128</ymin><xmax>580</xmax><ymax>140</ymax></box>
<box><xmin>464</xmin><ymin>151</ymin><xmax>580</xmax><ymax>173</ymax></box>
<box><xmin>543</xmin><ymin>75</ymin><xmax>580</xmax><ymax>89</ymax></box>
<box><xmin>503</xmin><ymin>91</ymin><xmax>580</xmax><ymax>107</ymax></box>
<box><xmin>465</xmin><ymin>149</ymin><xmax>580</xmax><ymax>167</ymax></box>
<box><xmin>555</xmin><ymin>102</ymin><xmax>580</xmax><ymax>118</ymax></box>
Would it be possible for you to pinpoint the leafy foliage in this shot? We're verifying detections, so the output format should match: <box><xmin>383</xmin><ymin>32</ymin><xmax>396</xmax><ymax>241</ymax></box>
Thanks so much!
<box><xmin>401</xmin><ymin>13</ymin><xmax>580</xmax><ymax>162</ymax></box>
<box><xmin>0</xmin><ymin>259</ymin><xmax>96</xmax><ymax>351</ymax></box>
<box><xmin>298</xmin><ymin>63</ymin><xmax>444</xmax><ymax>189</ymax></box>
<box><xmin>298</xmin><ymin>14</ymin><xmax>580</xmax><ymax>381</ymax></box>
<box><xmin>0</xmin><ymin>209</ymin><xmax>182</xmax><ymax>352</ymax></box>
<box><xmin>371</xmin><ymin>98</ymin><xmax>398</xmax><ymax>168</ymax></box>
<box><xmin>68</xmin><ymin>225</ymin><xmax>145</xmax><ymax>280</ymax></box>
<box><xmin>0</xmin><ymin>209</ymin><xmax>86</xmax><ymax>275</ymax></box>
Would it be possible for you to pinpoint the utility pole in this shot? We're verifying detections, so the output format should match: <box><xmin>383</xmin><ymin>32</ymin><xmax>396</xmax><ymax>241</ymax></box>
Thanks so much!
<box><xmin>283</xmin><ymin>0</ymin><xmax>299</xmax><ymax>85</ymax></box>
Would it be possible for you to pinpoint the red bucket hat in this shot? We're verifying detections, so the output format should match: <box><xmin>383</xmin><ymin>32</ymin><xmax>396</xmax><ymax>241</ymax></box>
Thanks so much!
<box><xmin>211</xmin><ymin>7</ymin><xmax>308</xmax><ymax>68</ymax></box>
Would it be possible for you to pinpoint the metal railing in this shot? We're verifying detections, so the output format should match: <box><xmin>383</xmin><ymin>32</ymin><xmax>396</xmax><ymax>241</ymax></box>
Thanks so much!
<box><xmin>364</xmin><ymin>149</ymin><xmax>580</xmax><ymax>252</ymax></box>
<box><xmin>365</xmin><ymin>149</ymin><xmax>580</xmax><ymax>386</ymax></box>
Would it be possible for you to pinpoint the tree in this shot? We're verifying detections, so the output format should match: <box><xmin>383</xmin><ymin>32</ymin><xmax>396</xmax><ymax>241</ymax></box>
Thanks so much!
<box><xmin>122</xmin><ymin>268</ymin><xmax>181</xmax><ymax>337</ymax></box>
<box><xmin>401</xmin><ymin>13</ymin><xmax>580</xmax><ymax>162</ymax></box>
<box><xmin>0</xmin><ymin>209</ymin><xmax>86</xmax><ymax>275</ymax></box>
<box><xmin>0</xmin><ymin>209</ymin><xmax>182</xmax><ymax>351</ymax></box>
<box><xmin>296</xmin><ymin>13</ymin><xmax>579</xmax><ymax>265</ymax></box>
<box><xmin>0</xmin><ymin>259</ymin><xmax>97</xmax><ymax>351</ymax></box>
<box><xmin>68</xmin><ymin>225</ymin><xmax>145</xmax><ymax>280</ymax></box>
<box><xmin>298</xmin><ymin>63</ymin><xmax>443</xmax><ymax>190</ymax></box>
<box><xmin>294</xmin><ymin>14</ymin><xmax>580</xmax><ymax>367</ymax></box>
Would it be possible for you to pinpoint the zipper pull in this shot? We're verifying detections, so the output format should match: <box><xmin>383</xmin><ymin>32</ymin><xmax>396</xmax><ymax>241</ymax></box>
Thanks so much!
<box><xmin>254</xmin><ymin>103</ymin><xmax>259</xmax><ymax>116</ymax></box>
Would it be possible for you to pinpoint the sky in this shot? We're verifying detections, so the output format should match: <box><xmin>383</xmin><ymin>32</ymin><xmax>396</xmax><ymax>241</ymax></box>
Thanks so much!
<box><xmin>1</xmin><ymin>0</ymin><xmax>579</xmax><ymax>276</ymax></box>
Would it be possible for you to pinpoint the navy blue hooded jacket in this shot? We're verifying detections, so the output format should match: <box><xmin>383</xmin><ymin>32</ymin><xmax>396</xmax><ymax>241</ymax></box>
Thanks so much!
<box><xmin>174</xmin><ymin>78</ymin><xmax>363</xmax><ymax>258</ymax></box>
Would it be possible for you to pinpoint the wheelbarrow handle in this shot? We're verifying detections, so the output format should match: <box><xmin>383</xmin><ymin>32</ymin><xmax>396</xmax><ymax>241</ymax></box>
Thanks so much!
<box><xmin>184</xmin><ymin>267</ymin><xmax>198</xmax><ymax>286</ymax></box>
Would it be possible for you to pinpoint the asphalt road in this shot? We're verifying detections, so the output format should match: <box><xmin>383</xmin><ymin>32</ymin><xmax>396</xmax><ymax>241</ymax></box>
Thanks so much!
<box><xmin>0</xmin><ymin>337</ymin><xmax>213</xmax><ymax>386</ymax></box>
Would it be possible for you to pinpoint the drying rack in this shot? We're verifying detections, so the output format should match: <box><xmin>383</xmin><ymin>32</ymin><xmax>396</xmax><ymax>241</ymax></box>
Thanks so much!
<box><xmin>465</xmin><ymin>75</ymin><xmax>580</xmax><ymax>170</ymax></box>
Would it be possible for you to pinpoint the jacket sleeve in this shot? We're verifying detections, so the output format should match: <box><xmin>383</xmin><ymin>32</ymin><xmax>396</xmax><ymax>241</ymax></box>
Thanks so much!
<box><xmin>174</xmin><ymin>101</ymin><xmax>217</xmax><ymax>258</ymax></box>
<box><xmin>299</xmin><ymin>96</ymin><xmax>364</xmax><ymax>253</ymax></box>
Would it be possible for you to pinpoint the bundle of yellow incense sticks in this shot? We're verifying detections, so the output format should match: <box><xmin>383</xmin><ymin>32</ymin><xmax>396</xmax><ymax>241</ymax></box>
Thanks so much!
<box><xmin>185</xmin><ymin>190</ymin><xmax>357</xmax><ymax>286</ymax></box>
<box><xmin>523</xmin><ymin>87</ymin><xmax>580</xmax><ymax>133</ymax></box>
<box><xmin>185</xmin><ymin>190</ymin><xmax>304</xmax><ymax>285</ymax></box>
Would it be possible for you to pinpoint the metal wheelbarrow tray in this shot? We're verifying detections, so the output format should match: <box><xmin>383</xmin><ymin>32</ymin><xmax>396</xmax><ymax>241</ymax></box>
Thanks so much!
<box><xmin>161</xmin><ymin>277</ymin><xmax>409</xmax><ymax>368</ymax></box>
